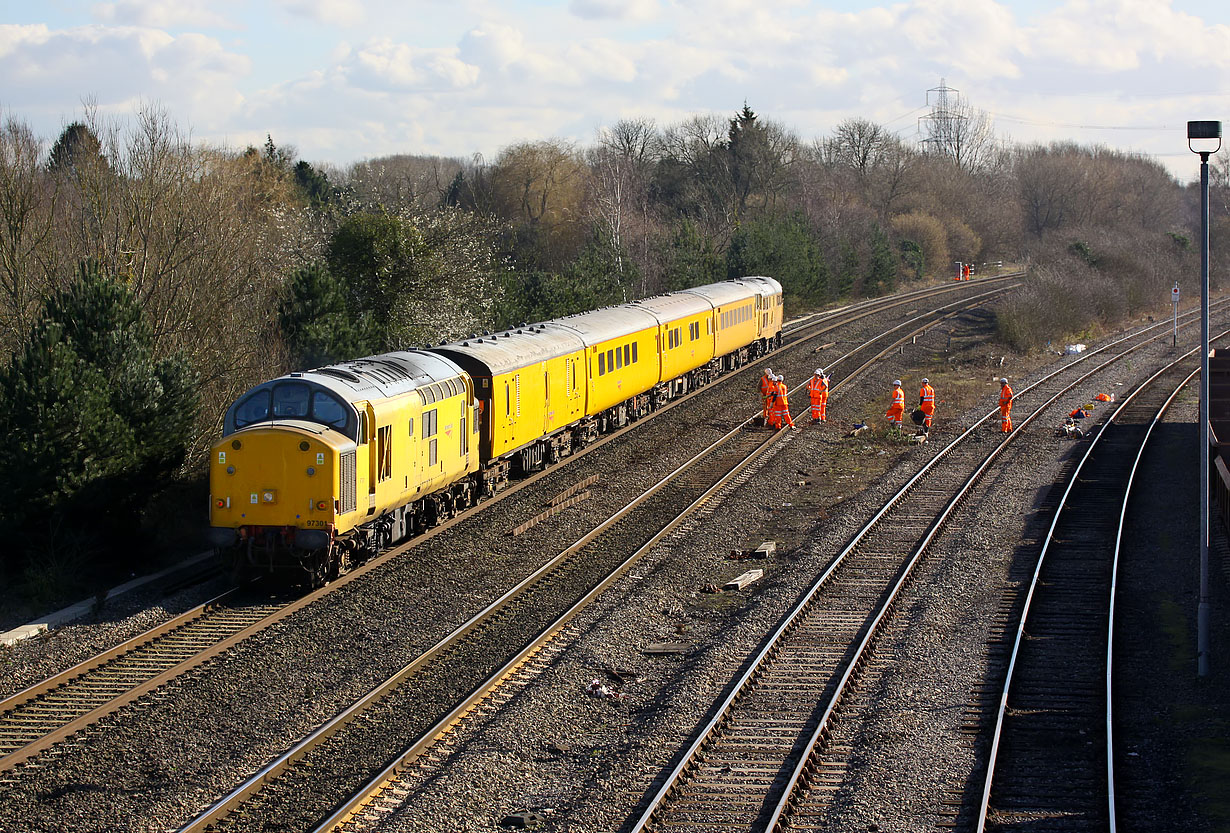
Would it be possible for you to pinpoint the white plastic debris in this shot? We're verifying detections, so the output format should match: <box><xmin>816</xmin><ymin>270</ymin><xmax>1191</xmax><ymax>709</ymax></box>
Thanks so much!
<box><xmin>1065</xmin><ymin>343</ymin><xmax>1087</xmax><ymax>354</ymax></box>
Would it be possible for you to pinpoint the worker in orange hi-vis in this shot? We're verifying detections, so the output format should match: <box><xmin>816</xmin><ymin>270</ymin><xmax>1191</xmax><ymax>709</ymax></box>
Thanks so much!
<box><xmin>999</xmin><ymin>377</ymin><xmax>1014</xmax><ymax>433</ymax></box>
<box><xmin>885</xmin><ymin>380</ymin><xmax>905</xmax><ymax>430</ymax></box>
<box><xmin>773</xmin><ymin>374</ymin><xmax>797</xmax><ymax>430</ymax></box>
<box><xmin>766</xmin><ymin>374</ymin><xmax>783</xmax><ymax>429</ymax></box>
<box><xmin>807</xmin><ymin>368</ymin><xmax>829</xmax><ymax>423</ymax></box>
<box><xmin>918</xmin><ymin>377</ymin><xmax>935</xmax><ymax>432</ymax></box>
<box><xmin>759</xmin><ymin>367</ymin><xmax>775</xmax><ymax>424</ymax></box>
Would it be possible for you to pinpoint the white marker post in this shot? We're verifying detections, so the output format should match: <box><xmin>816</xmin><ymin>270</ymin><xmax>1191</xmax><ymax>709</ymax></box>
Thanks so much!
<box><xmin>1173</xmin><ymin>282</ymin><xmax>1180</xmax><ymax>346</ymax></box>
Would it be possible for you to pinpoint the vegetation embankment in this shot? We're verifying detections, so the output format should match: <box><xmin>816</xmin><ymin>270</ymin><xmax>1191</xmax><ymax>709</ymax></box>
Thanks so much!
<box><xmin>0</xmin><ymin>99</ymin><xmax>1224</xmax><ymax>615</ymax></box>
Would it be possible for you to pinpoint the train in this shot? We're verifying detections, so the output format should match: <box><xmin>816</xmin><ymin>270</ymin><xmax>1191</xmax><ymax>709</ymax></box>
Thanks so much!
<box><xmin>207</xmin><ymin>276</ymin><xmax>784</xmax><ymax>585</ymax></box>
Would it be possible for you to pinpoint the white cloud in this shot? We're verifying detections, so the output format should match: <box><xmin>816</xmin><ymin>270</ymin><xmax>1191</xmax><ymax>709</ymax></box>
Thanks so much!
<box><xmin>91</xmin><ymin>0</ymin><xmax>237</xmax><ymax>29</ymax></box>
<box><xmin>0</xmin><ymin>23</ymin><xmax>248</xmax><ymax>128</ymax></box>
<box><xmin>345</xmin><ymin>38</ymin><xmax>480</xmax><ymax>91</ymax></box>
<box><xmin>277</xmin><ymin>0</ymin><xmax>367</xmax><ymax>27</ymax></box>
<box><xmin>3</xmin><ymin>0</ymin><xmax>1227</xmax><ymax>179</ymax></box>
<box><xmin>1029</xmin><ymin>0</ymin><xmax>1230</xmax><ymax>72</ymax></box>
<box><xmin>568</xmin><ymin>0</ymin><xmax>660</xmax><ymax>22</ymax></box>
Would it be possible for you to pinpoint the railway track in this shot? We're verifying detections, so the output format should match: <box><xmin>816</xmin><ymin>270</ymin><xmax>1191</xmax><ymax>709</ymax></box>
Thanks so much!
<box><xmin>973</xmin><ymin>344</ymin><xmax>1215</xmax><ymax>833</ymax></box>
<box><xmin>169</xmin><ymin>282</ymin><xmax>1021</xmax><ymax>832</ymax></box>
<box><xmin>625</xmin><ymin>304</ymin><xmax>1228</xmax><ymax>832</ymax></box>
<box><xmin>0</xmin><ymin>277</ymin><xmax>1016</xmax><ymax>782</ymax></box>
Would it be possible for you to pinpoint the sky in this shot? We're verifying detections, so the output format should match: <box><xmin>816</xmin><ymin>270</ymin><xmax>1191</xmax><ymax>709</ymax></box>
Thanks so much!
<box><xmin>1</xmin><ymin>0</ymin><xmax>1228</xmax><ymax>181</ymax></box>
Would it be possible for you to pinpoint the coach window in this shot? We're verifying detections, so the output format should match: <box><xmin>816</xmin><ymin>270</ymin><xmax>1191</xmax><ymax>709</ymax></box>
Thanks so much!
<box><xmin>632</xmin><ymin>342</ymin><xmax>638</xmax><ymax>362</ymax></box>
<box><xmin>615</xmin><ymin>347</ymin><xmax>622</xmax><ymax>370</ymax></box>
<box><xmin>608</xmin><ymin>348</ymin><xmax>615</xmax><ymax>371</ymax></box>
<box><xmin>598</xmin><ymin>352</ymin><xmax>605</xmax><ymax>376</ymax></box>
<box><xmin>623</xmin><ymin>344</ymin><xmax>630</xmax><ymax>366</ymax></box>
<box><xmin>234</xmin><ymin>389</ymin><xmax>271</xmax><ymax>428</ymax></box>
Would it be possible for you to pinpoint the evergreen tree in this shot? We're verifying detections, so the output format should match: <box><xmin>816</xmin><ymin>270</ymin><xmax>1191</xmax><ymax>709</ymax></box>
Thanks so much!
<box><xmin>278</xmin><ymin>264</ymin><xmax>376</xmax><ymax>368</ymax></box>
<box><xmin>836</xmin><ymin>241</ymin><xmax>860</xmax><ymax>299</ymax></box>
<box><xmin>47</xmin><ymin>121</ymin><xmax>106</xmax><ymax>175</ymax></box>
<box><xmin>659</xmin><ymin>219</ymin><xmax>725</xmax><ymax>291</ymax></box>
<box><xmin>0</xmin><ymin>263</ymin><xmax>198</xmax><ymax>580</ymax></box>
<box><xmin>864</xmin><ymin>225</ymin><xmax>898</xmax><ymax>296</ymax></box>
<box><xmin>727</xmin><ymin>212</ymin><xmax>828</xmax><ymax>302</ymax></box>
<box><xmin>293</xmin><ymin>160</ymin><xmax>335</xmax><ymax>209</ymax></box>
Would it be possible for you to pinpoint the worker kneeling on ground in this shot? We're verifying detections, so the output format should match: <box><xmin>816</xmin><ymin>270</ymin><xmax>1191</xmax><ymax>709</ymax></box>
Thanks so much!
<box><xmin>918</xmin><ymin>377</ymin><xmax>935</xmax><ymax>432</ymax></box>
<box><xmin>999</xmin><ymin>377</ymin><xmax>1014</xmax><ymax>433</ymax></box>
<box><xmin>808</xmin><ymin>368</ymin><xmax>829</xmax><ymax>423</ymax></box>
<box><xmin>886</xmin><ymin>380</ymin><xmax>905</xmax><ymax>430</ymax></box>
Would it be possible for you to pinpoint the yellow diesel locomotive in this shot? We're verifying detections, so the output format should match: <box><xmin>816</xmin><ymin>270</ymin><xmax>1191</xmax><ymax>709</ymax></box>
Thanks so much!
<box><xmin>208</xmin><ymin>276</ymin><xmax>782</xmax><ymax>584</ymax></box>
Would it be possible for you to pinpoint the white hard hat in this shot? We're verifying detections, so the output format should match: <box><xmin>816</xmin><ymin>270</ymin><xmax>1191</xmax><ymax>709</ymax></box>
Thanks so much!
<box><xmin>893</xmin><ymin>380</ymin><xmax>902</xmax><ymax>387</ymax></box>
<box><xmin>1000</xmin><ymin>377</ymin><xmax>1008</xmax><ymax>384</ymax></box>
<box><xmin>766</xmin><ymin>368</ymin><xmax>773</xmax><ymax>375</ymax></box>
<box><xmin>814</xmin><ymin>368</ymin><xmax>822</xmax><ymax>375</ymax></box>
<box><xmin>922</xmin><ymin>378</ymin><xmax>929</xmax><ymax>384</ymax></box>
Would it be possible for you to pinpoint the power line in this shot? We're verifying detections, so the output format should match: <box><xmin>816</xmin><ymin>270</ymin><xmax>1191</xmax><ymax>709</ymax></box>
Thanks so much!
<box><xmin>989</xmin><ymin>111</ymin><xmax>1171</xmax><ymax>131</ymax></box>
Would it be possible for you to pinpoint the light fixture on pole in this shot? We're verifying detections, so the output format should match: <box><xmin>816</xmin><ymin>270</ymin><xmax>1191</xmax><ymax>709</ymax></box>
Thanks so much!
<box><xmin>1188</xmin><ymin>119</ymin><xmax>1221</xmax><ymax>677</ymax></box>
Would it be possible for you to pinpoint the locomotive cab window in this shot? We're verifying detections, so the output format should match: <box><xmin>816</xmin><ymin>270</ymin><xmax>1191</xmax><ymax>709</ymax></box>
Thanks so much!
<box><xmin>311</xmin><ymin>390</ymin><xmax>348</xmax><ymax>428</ymax></box>
<box><xmin>234</xmin><ymin>390</ymin><xmax>271</xmax><ymax>428</ymax></box>
<box><xmin>272</xmin><ymin>382</ymin><xmax>310</xmax><ymax>418</ymax></box>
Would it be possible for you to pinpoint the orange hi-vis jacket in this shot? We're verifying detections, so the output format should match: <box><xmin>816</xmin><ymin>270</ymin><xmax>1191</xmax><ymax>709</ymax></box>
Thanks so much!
<box><xmin>999</xmin><ymin>383</ymin><xmax>1014</xmax><ymax>410</ymax></box>
<box><xmin>886</xmin><ymin>386</ymin><xmax>905</xmax><ymax>422</ymax></box>
<box><xmin>760</xmin><ymin>373</ymin><xmax>775</xmax><ymax>418</ymax></box>
<box><xmin>807</xmin><ymin>374</ymin><xmax>828</xmax><ymax>402</ymax></box>
<box><xmin>919</xmin><ymin>383</ymin><xmax>935</xmax><ymax>415</ymax></box>
<box><xmin>773</xmin><ymin>380</ymin><xmax>795</xmax><ymax>428</ymax></box>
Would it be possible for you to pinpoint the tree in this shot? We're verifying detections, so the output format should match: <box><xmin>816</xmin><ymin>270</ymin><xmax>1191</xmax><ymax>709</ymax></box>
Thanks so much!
<box><xmin>658</xmin><ymin>219</ymin><xmax>725</xmax><ymax>292</ymax></box>
<box><xmin>47</xmin><ymin>121</ymin><xmax>105</xmax><ymax>176</ymax></box>
<box><xmin>890</xmin><ymin>211</ymin><xmax>949</xmax><ymax>278</ymax></box>
<box><xmin>293</xmin><ymin>160</ymin><xmax>336</xmax><ymax>209</ymax></box>
<box><xmin>0</xmin><ymin>262</ymin><xmax>197</xmax><ymax>581</ymax></box>
<box><xmin>727</xmin><ymin>212</ymin><xmax>828</xmax><ymax>302</ymax></box>
<box><xmin>278</xmin><ymin>264</ymin><xmax>375</xmax><ymax>368</ymax></box>
<box><xmin>587</xmin><ymin>119</ymin><xmax>660</xmax><ymax>291</ymax></box>
<box><xmin>0</xmin><ymin>114</ymin><xmax>57</xmax><ymax>356</ymax></box>
<box><xmin>326</xmin><ymin>207</ymin><xmax>505</xmax><ymax>349</ymax></box>
<box><xmin>864</xmin><ymin>224</ymin><xmax>897</xmax><ymax>296</ymax></box>
<box><xmin>920</xmin><ymin>81</ymin><xmax>997</xmax><ymax>174</ymax></box>
<box><xmin>487</xmin><ymin>140</ymin><xmax>587</xmax><ymax>270</ymax></box>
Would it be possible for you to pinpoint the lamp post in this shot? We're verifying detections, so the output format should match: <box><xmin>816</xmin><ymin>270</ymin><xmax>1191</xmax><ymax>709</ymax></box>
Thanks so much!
<box><xmin>1189</xmin><ymin>120</ymin><xmax>1221</xmax><ymax>677</ymax></box>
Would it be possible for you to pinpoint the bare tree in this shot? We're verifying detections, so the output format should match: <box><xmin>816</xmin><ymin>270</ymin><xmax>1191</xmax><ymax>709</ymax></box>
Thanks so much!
<box><xmin>920</xmin><ymin>81</ymin><xmax>998</xmax><ymax>174</ymax></box>
<box><xmin>343</xmin><ymin>154</ymin><xmax>466</xmax><ymax>211</ymax></box>
<box><xmin>0</xmin><ymin>113</ymin><xmax>57</xmax><ymax>355</ymax></box>
<box><xmin>587</xmin><ymin>119</ymin><xmax>660</xmax><ymax>287</ymax></box>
